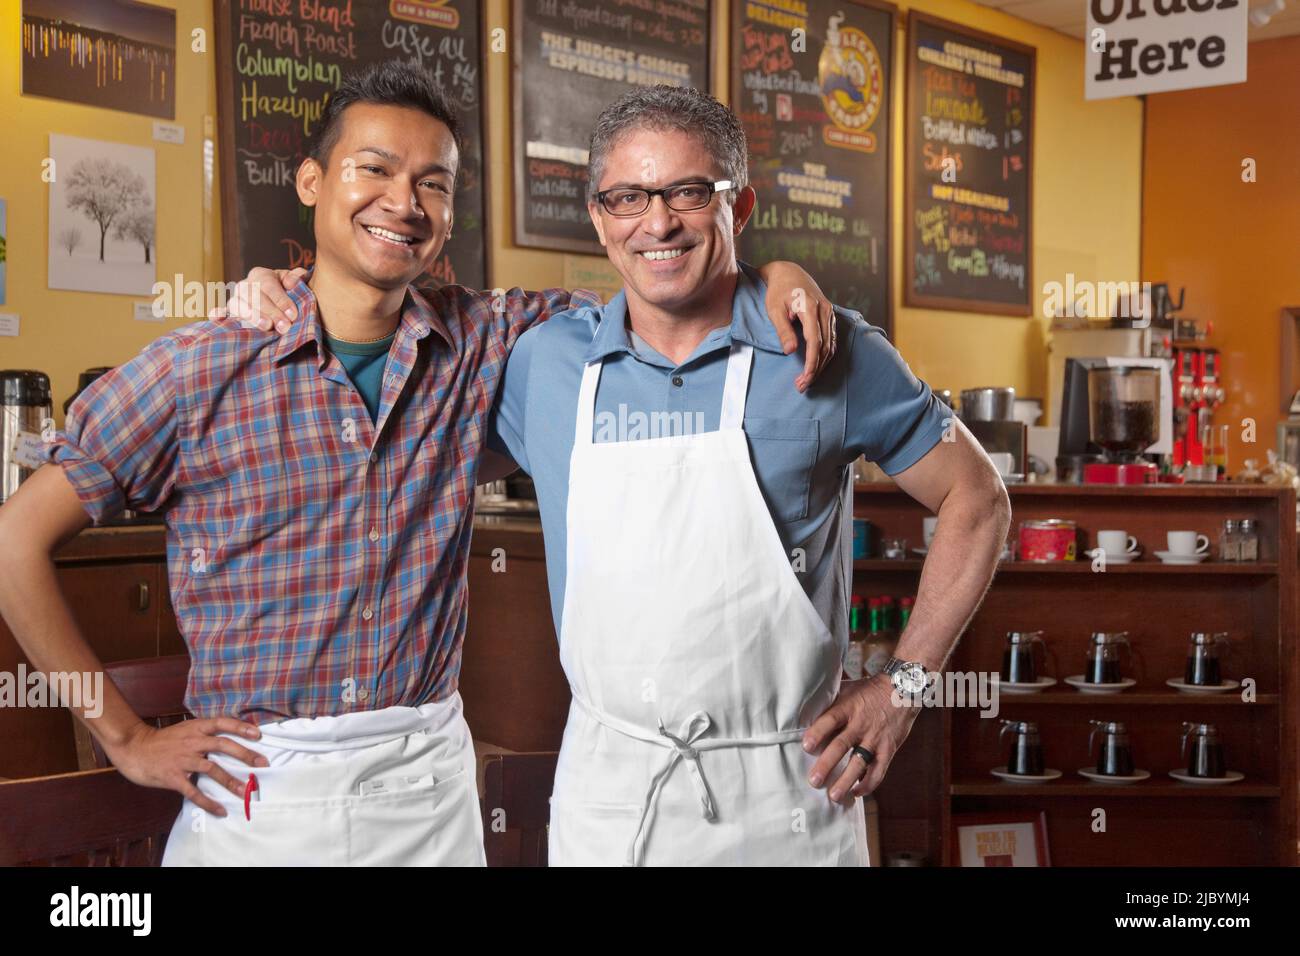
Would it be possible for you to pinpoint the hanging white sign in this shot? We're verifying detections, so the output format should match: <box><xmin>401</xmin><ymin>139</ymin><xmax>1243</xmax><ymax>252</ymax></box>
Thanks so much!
<box><xmin>1086</xmin><ymin>0</ymin><xmax>1247</xmax><ymax>100</ymax></box>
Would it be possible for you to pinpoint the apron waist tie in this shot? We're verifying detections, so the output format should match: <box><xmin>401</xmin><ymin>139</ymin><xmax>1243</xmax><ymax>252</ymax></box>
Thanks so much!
<box><xmin>571</xmin><ymin>694</ymin><xmax>806</xmax><ymax>866</ymax></box>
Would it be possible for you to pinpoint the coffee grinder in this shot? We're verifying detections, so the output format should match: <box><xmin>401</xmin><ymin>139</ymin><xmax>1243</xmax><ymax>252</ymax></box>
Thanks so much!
<box><xmin>1082</xmin><ymin>365</ymin><xmax>1160</xmax><ymax>485</ymax></box>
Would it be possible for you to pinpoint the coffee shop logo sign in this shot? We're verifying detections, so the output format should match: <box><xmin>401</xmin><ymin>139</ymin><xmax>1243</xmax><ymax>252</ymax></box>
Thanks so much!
<box><xmin>1041</xmin><ymin>273</ymin><xmax>1152</xmax><ymax>325</ymax></box>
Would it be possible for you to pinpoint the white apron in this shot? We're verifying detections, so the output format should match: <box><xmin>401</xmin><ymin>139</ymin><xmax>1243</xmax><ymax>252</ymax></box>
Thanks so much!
<box><xmin>549</xmin><ymin>342</ymin><xmax>868</xmax><ymax>866</ymax></box>
<box><xmin>161</xmin><ymin>692</ymin><xmax>484</xmax><ymax>866</ymax></box>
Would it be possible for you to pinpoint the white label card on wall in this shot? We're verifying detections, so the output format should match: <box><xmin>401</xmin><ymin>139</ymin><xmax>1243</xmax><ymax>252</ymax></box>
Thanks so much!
<box><xmin>0</xmin><ymin>314</ymin><xmax>18</xmax><ymax>337</ymax></box>
<box><xmin>1086</xmin><ymin>0</ymin><xmax>1247</xmax><ymax>101</ymax></box>
<box><xmin>153</xmin><ymin>121</ymin><xmax>186</xmax><ymax>144</ymax></box>
<box><xmin>134</xmin><ymin>301</ymin><xmax>164</xmax><ymax>323</ymax></box>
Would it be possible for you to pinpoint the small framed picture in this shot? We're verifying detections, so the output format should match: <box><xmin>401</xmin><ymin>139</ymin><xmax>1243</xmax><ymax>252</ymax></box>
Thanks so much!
<box><xmin>952</xmin><ymin>811</ymin><xmax>1050</xmax><ymax>867</ymax></box>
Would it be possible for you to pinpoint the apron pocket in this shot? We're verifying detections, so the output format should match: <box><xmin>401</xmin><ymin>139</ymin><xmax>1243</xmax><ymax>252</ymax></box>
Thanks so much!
<box><xmin>348</xmin><ymin>766</ymin><xmax>482</xmax><ymax>866</ymax></box>
<box><xmin>198</xmin><ymin>795</ymin><xmax>350</xmax><ymax>867</ymax></box>
<box><xmin>547</xmin><ymin>799</ymin><xmax>644</xmax><ymax>867</ymax></box>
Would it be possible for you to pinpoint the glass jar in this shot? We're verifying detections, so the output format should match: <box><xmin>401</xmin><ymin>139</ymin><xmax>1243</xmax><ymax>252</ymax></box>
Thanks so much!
<box><xmin>1218</xmin><ymin>519</ymin><xmax>1240</xmax><ymax>562</ymax></box>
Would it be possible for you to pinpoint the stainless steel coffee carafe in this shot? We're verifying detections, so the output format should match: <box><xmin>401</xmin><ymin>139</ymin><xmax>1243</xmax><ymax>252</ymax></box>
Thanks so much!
<box><xmin>1</xmin><ymin>370</ymin><xmax>53</xmax><ymax>504</ymax></box>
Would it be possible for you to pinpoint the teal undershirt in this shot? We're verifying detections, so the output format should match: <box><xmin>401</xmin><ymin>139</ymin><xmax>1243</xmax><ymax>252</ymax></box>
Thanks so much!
<box><xmin>325</xmin><ymin>330</ymin><xmax>396</xmax><ymax>424</ymax></box>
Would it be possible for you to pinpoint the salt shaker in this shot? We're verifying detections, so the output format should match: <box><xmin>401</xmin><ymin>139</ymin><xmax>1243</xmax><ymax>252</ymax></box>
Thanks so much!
<box><xmin>1218</xmin><ymin>519</ymin><xmax>1240</xmax><ymax>562</ymax></box>
<box><xmin>1237</xmin><ymin>519</ymin><xmax>1259</xmax><ymax>562</ymax></box>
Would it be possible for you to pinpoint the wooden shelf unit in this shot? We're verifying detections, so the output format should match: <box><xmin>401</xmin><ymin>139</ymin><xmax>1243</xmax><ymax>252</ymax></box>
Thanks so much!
<box><xmin>854</xmin><ymin>481</ymin><xmax>1298</xmax><ymax>867</ymax></box>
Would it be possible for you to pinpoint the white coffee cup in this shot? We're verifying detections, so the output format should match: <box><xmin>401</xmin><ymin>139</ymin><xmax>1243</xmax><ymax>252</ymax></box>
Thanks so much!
<box><xmin>988</xmin><ymin>452</ymin><xmax>1015</xmax><ymax>477</ymax></box>
<box><xmin>1167</xmin><ymin>531</ymin><xmax>1210</xmax><ymax>556</ymax></box>
<box><xmin>923</xmin><ymin>515</ymin><xmax>939</xmax><ymax>547</ymax></box>
<box><xmin>1097</xmin><ymin>530</ymin><xmax>1139</xmax><ymax>556</ymax></box>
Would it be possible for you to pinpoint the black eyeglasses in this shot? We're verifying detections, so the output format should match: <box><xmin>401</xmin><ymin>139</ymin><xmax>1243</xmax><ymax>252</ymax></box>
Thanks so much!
<box><xmin>595</xmin><ymin>180</ymin><xmax>734</xmax><ymax>217</ymax></box>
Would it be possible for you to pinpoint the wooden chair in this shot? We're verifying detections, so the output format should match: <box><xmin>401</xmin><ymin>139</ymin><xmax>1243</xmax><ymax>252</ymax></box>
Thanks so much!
<box><xmin>481</xmin><ymin>752</ymin><xmax>559</xmax><ymax>866</ymax></box>
<box><xmin>73</xmin><ymin>654</ymin><xmax>192</xmax><ymax>771</ymax></box>
<box><xmin>0</xmin><ymin>768</ymin><xmax>181</xmax><ymax>866</ymax></box>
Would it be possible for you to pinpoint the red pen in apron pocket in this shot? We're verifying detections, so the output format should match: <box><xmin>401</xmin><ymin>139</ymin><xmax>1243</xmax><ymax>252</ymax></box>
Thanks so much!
<box><xmin>243</xmin><ymin>773</ymin><xmax>259</xmax><ymax>821</ymax></box>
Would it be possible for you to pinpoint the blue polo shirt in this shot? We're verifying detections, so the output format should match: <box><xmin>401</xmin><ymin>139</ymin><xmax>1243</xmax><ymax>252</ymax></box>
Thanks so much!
<box><xmin>487</xmin><ymin>262</ymin><xmax>949</xmax><ymax>639</ymax></box>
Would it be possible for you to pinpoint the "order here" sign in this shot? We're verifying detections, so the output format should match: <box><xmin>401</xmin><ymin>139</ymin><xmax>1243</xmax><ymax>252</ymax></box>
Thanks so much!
<box><xmin>1086</xmin><ymin>0</ymin><xmax>1247</xmax><ymax>100</ymax></box>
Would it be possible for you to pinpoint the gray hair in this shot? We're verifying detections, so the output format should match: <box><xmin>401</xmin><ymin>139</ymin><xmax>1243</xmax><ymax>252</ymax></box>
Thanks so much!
<box><xmin>586</xmin><ymin>86</ymin><xmax>749</xmax><ymax>204</ymax></box>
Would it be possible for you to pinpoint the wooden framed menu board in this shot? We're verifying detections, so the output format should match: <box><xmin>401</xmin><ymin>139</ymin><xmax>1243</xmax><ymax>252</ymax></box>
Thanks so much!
<box><xmin>512</xmin><ymin>0</ymin><xmax>713</xmax><ymax>254</ymax></box>
<box><xmin>213</xmin><ymin>0</ymin><xmax>488</xmax><ymax>289</ymax></box>
<box><xmin>904</xmin><ymin>12</ymin><xmax>1034</xmax><ymax>315</ymax></box>
<box><xmin>731</xmin><ymin>0</ymin><xmax>895</xmax><ymax>337</ymax></box>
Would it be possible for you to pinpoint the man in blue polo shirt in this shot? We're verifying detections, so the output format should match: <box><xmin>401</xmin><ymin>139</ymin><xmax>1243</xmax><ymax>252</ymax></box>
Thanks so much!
<box><xmin>486</xmin><ymin>86</ymin><xmax>1011</xmax><ymax>866</ymax></box>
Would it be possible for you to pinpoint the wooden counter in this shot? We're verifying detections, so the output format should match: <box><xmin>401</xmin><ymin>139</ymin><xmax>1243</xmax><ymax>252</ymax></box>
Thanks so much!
<box><xmin>458</xmin><ymin>517</ymin><xmax>571</xmax><ymax>753</ymax></box>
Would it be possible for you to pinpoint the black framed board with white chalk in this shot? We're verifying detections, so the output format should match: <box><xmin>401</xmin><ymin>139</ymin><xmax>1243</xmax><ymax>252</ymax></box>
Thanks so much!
<box><xmin>511</xmin><ymin>0</ymin><xmax>714</xmax><ymax>255</ymax></box>
<box><xmin>904</xmin><ymin>11</ymin><xmax>1034</xmax><ymax>316</ymax></box>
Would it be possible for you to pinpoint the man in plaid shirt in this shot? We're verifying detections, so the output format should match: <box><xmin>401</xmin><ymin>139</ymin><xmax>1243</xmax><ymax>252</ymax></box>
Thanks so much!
<box><xmin>0</xmin><ymin>62</ymin><xmax>831</xmax><ymax>865</ymax></box>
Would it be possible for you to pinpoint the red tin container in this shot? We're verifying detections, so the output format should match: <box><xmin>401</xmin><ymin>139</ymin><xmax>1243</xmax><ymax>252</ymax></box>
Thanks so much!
<box><xmin>1018</xmin><ymin>519</ymin><xmax>1077</xmax><ymax>562</ymax></box>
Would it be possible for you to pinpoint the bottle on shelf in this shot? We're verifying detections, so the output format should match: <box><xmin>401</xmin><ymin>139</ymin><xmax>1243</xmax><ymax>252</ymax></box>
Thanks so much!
<box><xmin>844</xmin><ymin>595</ymin><xmax>865</xmax><ymax>679</ymax></box>
<box><xmin>864</xmin><ymin>596</ymin><xmax>898</xmax><ymax>678</ymax></box>
<box><xmin>899</xmin><ymin>595</ymin><xmax>915</xmax><ymax>632</ymax></box>
<box><xmin>880</xmin><ymin>595</ymin><xmax>897</xmax><ymax>634</ymax></box>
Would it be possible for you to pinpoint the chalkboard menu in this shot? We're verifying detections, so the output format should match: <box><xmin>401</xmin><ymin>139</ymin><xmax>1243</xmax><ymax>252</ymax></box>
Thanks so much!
<box><xmin>731</xmin><ymin>0</ymin><xmax>895</xmax><ymax>336</ymax></box>
<box><xmin>214</xmin><ymin>0</ymin><xmax>487</xmax><ymax>288</ymax></box>
<box><xmin>904</xmin><ymin>12</ymin><xmax>1033</xmax><ymax>315</ymax></box>
<box><xmin>512</xmin><ymin>0</ymin><xmax>713</xmax><ymax>254</ymax></box>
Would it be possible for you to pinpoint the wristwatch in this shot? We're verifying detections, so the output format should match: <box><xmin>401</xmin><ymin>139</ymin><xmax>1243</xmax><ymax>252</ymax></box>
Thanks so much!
<box><xmin>883</xmin><ymin>657</ymin><xmax>930</xmax><ymax>697</ymax></box>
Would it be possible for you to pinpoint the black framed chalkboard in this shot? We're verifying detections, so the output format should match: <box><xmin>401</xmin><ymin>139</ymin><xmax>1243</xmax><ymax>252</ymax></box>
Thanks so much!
<box><xmin>731</xmin><ymin>0</ymin><xmax>895</xmax><ymax>338</ymax></box>
<box><xmin>903</xmin><ymin>11</ymin><xmax>1033</xmax><ymax>315</ymax></box>
<box><xmin>213</xmin><ymin>0</ymin><xmax>488</xmax><ymax>289</ymax></box>
<box><xmin>512</xmin><ymin>0</ymin><xmax>714</xmax><ymax>255</ymax></box>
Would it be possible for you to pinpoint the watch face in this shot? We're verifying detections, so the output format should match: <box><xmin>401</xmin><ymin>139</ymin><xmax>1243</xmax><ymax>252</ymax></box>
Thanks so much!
<box><xmin>896</xmin><ymin>664</ymin><xmax>928</xmax><ymax>695</ymax></box>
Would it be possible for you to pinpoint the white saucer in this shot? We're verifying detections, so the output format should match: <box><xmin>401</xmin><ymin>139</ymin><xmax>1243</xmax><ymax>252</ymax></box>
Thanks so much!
<box><xmin>991</xmin><ymin>766</ymin><xmax>1062</xmax><ymax>784</ymax></box>
<box><xmin>912</xmin><ymin>546</ymin><xmax>929</xmax><ymax>556</ymax></box>
<box><xmin>1078</xmin><ymin>767</ymin><xmax>1150</xmax><ymax>784</ymax></box>
<box><xmin>1153</xmin><ymin>550</ymin><xmax>1209</xmax><ymax>564</ymax></box>
<box><xmin>1166</xmin><ymin>678</ymin><xmax>1241</xmax><ymax>694</ymax></box>
<box><xmin>1084</xmin><ymin>548</ymin><xmax>1138</xmax><ymax>564</ymax></box>
<box><xmin>1000</xmin><ymin>676</ymin><xmax>1057</xmax><ymax>694</ymax></box>
<box><xmin>1065</xmin><ymin>675</ymin><xmax>1136</xmax><ymax>694</ymax></box>
<box><xmin>1169</xmin><ymin>769</ymin><xmax>1244</xmax><ymax>785</ymax></box>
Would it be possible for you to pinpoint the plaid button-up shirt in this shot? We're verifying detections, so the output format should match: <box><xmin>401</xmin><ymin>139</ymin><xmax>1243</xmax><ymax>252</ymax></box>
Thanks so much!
<box><xmin>50</xmin><ymin>279</ymin><xmax>599</xmax><ymax>722</ymax></box>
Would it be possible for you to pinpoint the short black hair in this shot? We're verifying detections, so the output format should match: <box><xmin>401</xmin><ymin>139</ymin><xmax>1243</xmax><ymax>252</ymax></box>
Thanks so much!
<box><xmin>305</xmin><ymin>60</ymin><xmax>463</xmax><ymax>170</ymax></box>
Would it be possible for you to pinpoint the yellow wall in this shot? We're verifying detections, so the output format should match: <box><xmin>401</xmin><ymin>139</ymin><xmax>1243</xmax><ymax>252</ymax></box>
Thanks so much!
<box><xmin>1</xmin><ymin>0</ymin><xmax>1142</xmax><ymax>424</ymax></box>
<box><xmin>0</xmin><ymin>0</ymin><xmax>219</xmax><ymax>423</ymax></box>
<box><xmin>882</xmin><ymin>0</ymin><xmax>1143</xmax><ymax>404</ymax></box>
